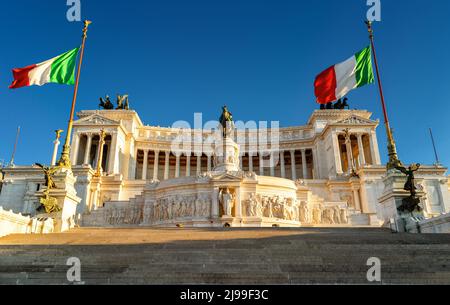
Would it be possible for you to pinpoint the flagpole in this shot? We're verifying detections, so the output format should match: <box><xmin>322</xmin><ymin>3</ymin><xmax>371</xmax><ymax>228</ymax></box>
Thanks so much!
<box><xmin>58</xmin><ymin>20</ymin><xmax>92</xmax><ymax>169</ymax></box>
<box><xmin>365</xmin><ymin>21</ymin><xmax>401</xmax><ymax>170</ymax></box>
<box><xmin>429</xmin><ymin>128</ymin><xmax>440</xmax><ymax>166</ymax></box>
<box><xmin>9</xmin><ymin>126</ymin><xmax>21</xmax><ymax>167</ymax></box>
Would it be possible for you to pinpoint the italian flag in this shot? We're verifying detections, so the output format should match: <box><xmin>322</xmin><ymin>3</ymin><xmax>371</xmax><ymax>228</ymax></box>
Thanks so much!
<box><xmin>314</xmin><ymin>46</ymin><xmax>374</xmax><ymax>104</ymax></box>
<box><xmin>9</xmin><ymin>48</ymin><xmax>79</xmax><ymax>89</ymax></box>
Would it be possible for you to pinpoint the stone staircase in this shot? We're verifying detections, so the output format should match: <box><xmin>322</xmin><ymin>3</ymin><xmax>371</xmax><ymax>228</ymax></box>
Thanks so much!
<box><xmin>1</xmin><ymin>227</ymin><xmax>449</xmax><ymax>284</ymax></box>
<box><xmin>347</xmin><ymin>208</ymin><xmax>371</xmax><ymax>225</ymax></box>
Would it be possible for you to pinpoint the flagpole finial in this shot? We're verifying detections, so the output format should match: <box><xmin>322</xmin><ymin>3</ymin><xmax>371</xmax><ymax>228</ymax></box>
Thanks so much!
<box><xmin>365</xmin><ymin>20</ymin><xmax>373</xmax><ymax>38</ymax></box>
<box><xmin>83</xmin><ymin>20</ymin><xmax>92</xmax><ymax>38</ymax></box>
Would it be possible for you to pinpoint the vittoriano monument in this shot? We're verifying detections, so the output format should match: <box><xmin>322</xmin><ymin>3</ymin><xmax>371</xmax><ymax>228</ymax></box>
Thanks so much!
<box><xmin>0</xmin><ymin>104</ymin><xmax>448</xmax><ymax>231</ymax></box>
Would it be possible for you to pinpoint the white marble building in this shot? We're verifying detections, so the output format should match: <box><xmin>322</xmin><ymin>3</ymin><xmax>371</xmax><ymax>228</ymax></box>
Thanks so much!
<box><xmin>0</xmin><ymin>108</ymin><xmax>448</xmax><ymax>228</ymax></box>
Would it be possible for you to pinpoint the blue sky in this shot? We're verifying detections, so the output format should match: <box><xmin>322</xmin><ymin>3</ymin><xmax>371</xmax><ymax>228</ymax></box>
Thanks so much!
<box><xmin>0</xmin><ymin>0</ymin><xmax>449</xmax><ymax>168</ymax></box>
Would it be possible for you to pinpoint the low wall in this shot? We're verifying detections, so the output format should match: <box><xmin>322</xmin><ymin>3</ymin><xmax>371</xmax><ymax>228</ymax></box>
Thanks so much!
<box><xmin>419</xmin><ymin>213</ymin><xmax>450</xmax><ymax>233</ymax></box>
<box><xmin>0</xmin><ymin>206</ymin><xmax>54</xmax><ymax>237</ymax></box>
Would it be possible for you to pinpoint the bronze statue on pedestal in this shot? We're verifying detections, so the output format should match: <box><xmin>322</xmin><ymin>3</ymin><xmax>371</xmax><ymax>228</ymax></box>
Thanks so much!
<box><xmin>219</xmin><ymin>105</ymin><xmax>234</xmax><ymax>138</ymax></box>
<box><xmin>395</xmin><ymin>163</ymin><xmax>421</xmax><ymax>213</ymax></box>
<box><xmin>34</xmin><ymin>163</ymin><xmax>61</xmax><ymax>214</ymax></box>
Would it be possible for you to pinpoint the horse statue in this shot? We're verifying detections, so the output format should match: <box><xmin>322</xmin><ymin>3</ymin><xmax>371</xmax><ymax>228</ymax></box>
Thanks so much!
<box><xmin>99</xmin><ymin>95</ymin><xmax>114</xmax><ymax>110</ymax></box>
<box><xmin>333</xmin><ymin>98</ymin><xmax>350</xmax><ymax>110</ymax></box>
<box><xmin>116</xmin><ymin>94</ymin><xmax>130</xmax><ymax>110</ymax></box>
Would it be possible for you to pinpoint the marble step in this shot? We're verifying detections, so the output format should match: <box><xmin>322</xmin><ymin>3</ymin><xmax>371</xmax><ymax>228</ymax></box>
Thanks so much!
<box><xmin>1</xmin><ymin>228</ymin><xmax>450</xmax><ymax>284</ymax></box>
<box><xmin>3</xmin><ymin>271</ymin><xmax>450</xmax><ymax>285</ymax></box>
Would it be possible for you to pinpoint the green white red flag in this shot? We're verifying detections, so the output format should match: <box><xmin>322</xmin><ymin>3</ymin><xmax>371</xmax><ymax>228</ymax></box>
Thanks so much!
<box><xmin>314</xmin><ymin>46</ymin><xmax>374</xmax><ymax>104</ymax></box>
<box><xmin>9</xmin><ymin>48</ymin><xmax>79</xmax><ymax>89</ymax></box>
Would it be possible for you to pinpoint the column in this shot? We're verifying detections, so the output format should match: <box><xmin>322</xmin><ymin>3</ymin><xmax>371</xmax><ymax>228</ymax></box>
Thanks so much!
<box><xmin>153</xmin><ymin>150</ymin><xmax>160</xmax><ymax>180</ymax></box>
<box><xmin>357</xmin><ymin>134</ymin><xmax>366</xmax><ymax>167</ymax></box>
<box><xmin>83</xmin><ymin>134</ymin><xmax>93</xmax><ymax>165</ymax></box>
<box><xmin>207</xmin><ymin>154</ymin><xmax>212</xmax><ymax>172</ymax></box>
<box><xmin>142</xmin><ymin>149</ymin><xmax>148</xmax><ymax>180</ymax></box>
<box><xmin>175</xmin><ymin>153</ymin><xmax>181</xmax><ymax>178</ymax></box>
<box><xmin>332</xmin><ymin>131</ymin><xmax>343</xmax><ymax>175</ymax></box>
<box><xmin>290</xmin><ymin>150</ymin><xmax>297</xmax><ymax>180</ymax></box>
<box><xmin>89</xmin><ymin>187</ymin><xmax>99</xmax><ymax>211</ymax></box>
<box><xmin>280</xmin><ymin>151</ymin><xmax>286</xmax><ymax>178</ymax></box>
<box><xmin>122</xmin><ymin>136</ymin><xmax>131</xmax><ymax>179</ymax></box>
<box><xmin>259</xmin><ymin>153</ymin><xmax>264</xmax><ymax>176</ymax></box>
<box><xmin>196</xmin><ymin>154</ymin><xmax>202</xmax><ymax>175</ymax></box>
<box><xmin>359</xmin><ymin>183</ymin><xmax>371</xmax><ymax>213</ymax></box>
<box><xmin>353</xmin><ymin>188</ymin><xmax>362</xmax><ymax>211</ymax></box>
<box><xmin>51</xmin><ymin>138</ymin><xmax>60</xmax><ymax>166</ymax></box>
<box><xmin>95</xmin><ymin>130</ymin><xmax>106</xmax><ymax>176</ymax></box>
<box><xmin>185</xmin><ymin>153</ymin><xmax>191</xmax><ymax>177</ymax></box>
<box><xmin>248</xmin><ymin>153</ymin><xmax>254</xmax><ymax>172</ymax></box>
<box><xmin>130</xmin><ymin>146</ymin><xmax>137</xmax><ymax>180</ymax></box>
<box><xmin>369</xmin><ymin>131</ymin><xmax>381</xmax><ymax>165</ymax></box>
<box><xmin>235</xmin><ymin>189</ymin><xmax>242</xmax><ymax>218</ymax></box>
<box><xmin>345</xmin><ymin>135</ymin><xmax>353</xmax><ymax>174</ymax></box>
<box><xmin>301</xmin><ymin>149</ymin><xmax>308</xmax><ymax>179</ymax></box>
<box><xmin>69</xmin><ymin>132</ymin><xmax>76</xmax><ymax>162</ymax></box>
<box><xmin>70</xmin><ymin>133</ymin><xmax>80</xmax><ymax>166</ymax></box>
<box><xmin>164</xmin><ymin>151</ymin><xmax>170</xmax><ymax>180</ymax></box>
<box><xmin>108</xmin><ymin>132</ymin><xmax>118</xmax><ymax>174</ymax></box>
<box><xmin>51</xmin><ymin>138</ymin><xmax>61</xmax><ymax>166</ymax></box>
<box><xmin>312</xmin><ymin>147</ymin><xmax>320</xmax><ymax>179</ymax></box>
<box><xmin>270</xmin><ymin>152</ymin><xmax>275</xmax><ymax>177</ymax></box>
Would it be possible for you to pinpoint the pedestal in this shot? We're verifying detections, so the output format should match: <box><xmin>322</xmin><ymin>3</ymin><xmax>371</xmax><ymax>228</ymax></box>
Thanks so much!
<box><xmin>36</xmin><ymin>168</ymin><xmax>81</xmax><ymax>233</ymax></box>
<box><xmin>213</xmin><ymin>137</ymin><xmax>241</xmax><ymax>172</ymax></box>
<box><xmin>378</xmin><ymin>171</ymin><xmax>426</xmax><ymax>233</ymax></box>
<box><xmin>219</xmin><ymin>215</ymin><xmax>238</xmax><ymax>227</ymax></box>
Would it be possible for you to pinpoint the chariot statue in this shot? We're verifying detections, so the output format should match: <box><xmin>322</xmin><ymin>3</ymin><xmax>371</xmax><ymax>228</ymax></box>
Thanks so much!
<box><xmin>99</xmin><ymin>95</ymin><xmax>114</xmax><ymax>110</ymax></box>
<box><xmin>333</xmin><ymin>98</ymin><xmax>350</xmax><ymax>110</ymax></box>
<box><xmin>99</xmin><ymin>94</ymin><xmax>130</xmax><ymax>110</ymax></box>
<box><xmin>116</xmin><ymin>94</ymin><xmax>130</xmax><ymax>110</ymax></box>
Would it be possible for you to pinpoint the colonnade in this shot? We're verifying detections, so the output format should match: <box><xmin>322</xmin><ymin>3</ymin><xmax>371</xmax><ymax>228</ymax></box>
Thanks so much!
<box><xmin>134</xmin><ymin>149</ymin><xmax>315</xmax><ymax>181</ymax></box>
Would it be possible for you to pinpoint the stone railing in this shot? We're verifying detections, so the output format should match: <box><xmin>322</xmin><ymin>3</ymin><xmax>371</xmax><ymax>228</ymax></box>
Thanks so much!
<box><xmin>0</xmin><ymin>206</ymin><xmax>54</xmax><ymax>237</ymax></box>
<box><xmin>419</xmin><ymin>213</ymin><xmax>450</xmax><ymax>233</ymax></box>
